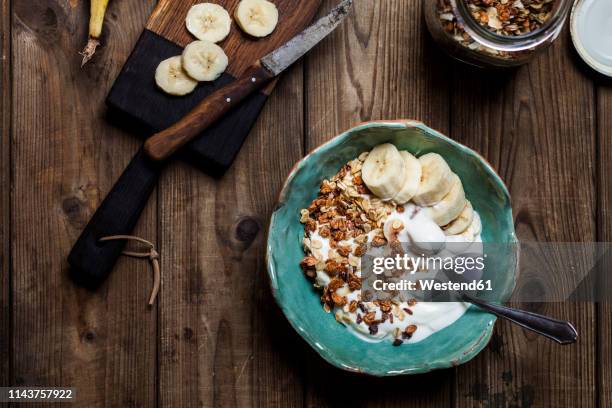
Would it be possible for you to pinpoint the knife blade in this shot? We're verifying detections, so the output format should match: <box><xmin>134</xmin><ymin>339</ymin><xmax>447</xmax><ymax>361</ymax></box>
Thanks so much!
<box><xmin>144</xmin><ymin>0</ymin><xmax>353</xmax><ymax>162</ymax></box>
<box><xmin>260</xmin><ymin>0</ymin><xmax>353</xmax><ymax>76</ymax></box>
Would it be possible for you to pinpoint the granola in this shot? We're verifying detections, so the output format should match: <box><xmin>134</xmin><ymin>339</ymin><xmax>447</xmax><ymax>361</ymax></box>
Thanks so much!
<box><xmin>466</xmin><ymin>0</ymin><xmax>555</xmax><ymax>36</ymax></box>
<box><xmin>436</xmin><ymin>0</ymin><xmax>556</xmax><ymax>59</ymax></box>
<box><xmin>299</xmin><ymin>150</ymin><xmax>481</xmax><ymax>345</ymax></box>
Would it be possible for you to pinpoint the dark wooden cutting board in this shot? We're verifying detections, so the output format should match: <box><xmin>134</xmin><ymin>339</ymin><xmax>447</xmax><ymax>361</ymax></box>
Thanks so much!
<box><xmin>107</xmin><ymin>0</ymin><xmax>322</xmax><ymax>176</ymax></box>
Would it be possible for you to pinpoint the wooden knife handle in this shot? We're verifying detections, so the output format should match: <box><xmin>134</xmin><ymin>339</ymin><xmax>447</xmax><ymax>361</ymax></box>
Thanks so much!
<box><xmin>144</xmin><ymin>61</ymin><xmax>275</xmax><ymax>161</ymax></box>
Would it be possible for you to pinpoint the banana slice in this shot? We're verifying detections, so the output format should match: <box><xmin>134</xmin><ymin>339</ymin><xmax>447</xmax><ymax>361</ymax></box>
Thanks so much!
<box><xmin>393</xmin><ymin>151</ymin><xmax>422</xmax><ymax>204</ymax></box>
<box><xmin>155</xmin><ymin>56</ymin><xmax>198</xmax><ymax>96</ymax></box>
<box><xmin>361</xmin><ymin>143</ymin><xmax>405</xmax><ymax>200</ymax></box>
<box><xmin>446</xmin><ymin>212</ymin><xmax>483</xmax><ymax>253</ymax></box>
<box><xmin>452</xmin><ymin>211</ymin><xmax>482</xmax><ymax>242</ymax></box>
<box><xmin>182</xmin><ymin>40</ymin><xmax>229</xmax><ymax>82</ymax></box>
<box><xmin>443</xmin><ymin>200</ymin><xmax>474</xmax><ymax>235</ymax></box>
<box><xmin>235</xmin><ymin>0</ymin><xmax>279</xmax><ymax>37</ymax></box>
<box><xmin>424</xmin><ymin>174</ymin><xmax>467</xmax><ymax>226</ymax></box>
<box><xmin>413</xmin><ymin>153</ymin><xmax>454</xmax><ymax>206</ymax></box>
<box><xmin>186</xmin><ymin>3</ymin><xmax>232</xmax><ymax>43</ymax></box>
<box><xmin>463</xmin><ymin>211</ymin><xmax>482</xmax><ymax>239</ymax></box>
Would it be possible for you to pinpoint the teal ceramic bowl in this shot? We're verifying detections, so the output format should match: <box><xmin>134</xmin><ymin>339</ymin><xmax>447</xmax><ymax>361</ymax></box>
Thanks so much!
<box><xmin>267</xmin><ymin>120</ymin><xmax>518</xmax><ymax>376</ymax></box>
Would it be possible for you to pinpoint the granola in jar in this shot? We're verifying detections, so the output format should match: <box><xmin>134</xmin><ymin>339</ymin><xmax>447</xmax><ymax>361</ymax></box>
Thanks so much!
<box><xmin>424</xmin><ymin>0</ymin><xmax>571</xmax><ymax>67</ymax></box>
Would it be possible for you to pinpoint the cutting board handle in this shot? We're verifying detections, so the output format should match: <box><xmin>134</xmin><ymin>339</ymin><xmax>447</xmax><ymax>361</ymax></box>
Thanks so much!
<box><xmin>68</xmin><ymin>148</ymin><xmax>162</xmax><ymax>289</ymax></box>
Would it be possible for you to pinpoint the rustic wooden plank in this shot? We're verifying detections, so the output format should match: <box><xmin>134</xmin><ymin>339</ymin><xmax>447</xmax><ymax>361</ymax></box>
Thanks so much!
<box><xmin>0</xmin><ymin>0</ymin><xmax>11</xmax><ymax>387</ymax></box>
<box><xmin>304</xmin><ymin>0</ymin><xmax>453</xmax><ymax>406</ymax></box>
<box><xmin>11</xmin><ymin>0</ymin><xmax>158</xmax><ymax>405</ymax></box>
<box><xmin>451</xmin><ymin>31</ymin><xmax>597</xmax><ymax>407</ymax></box>
<box><xmin>158</xmin><ymin>62</ymin><xmax>305</xmax><ymax>406</ymax></box>
<box><xmin>597</xmin><ymin>82</ymin><xmax>612</xmax><ymax>408</ymax></box>
<box><xmin>305</xmin><ymin>0</ymin><xmax>451</xmax><ymax>149</ymax></box>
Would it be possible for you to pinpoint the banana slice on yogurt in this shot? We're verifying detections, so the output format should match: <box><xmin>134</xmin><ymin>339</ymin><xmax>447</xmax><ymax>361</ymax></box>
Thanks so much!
<box><xmin>460</xmin><ymin>211</ymin><xmax>482</xmax><ymax>241</ymax></box>
<box><xmin>424</xmin><ymin>174</ymin><xmax>467</xmax><ymax>226</ymax></box>
<box><xmin>186</xmin><ymin>3</ymin><xmax>232</xmax><ymax>43</ymax></box>
<box><xmin>361</xmin><ymin>143</ymin><xmax>405</xmax><ymax>200</ymax></box>
<box><xmin>182</xmin><ymin>40</ymin><xmax>229</xmax><ymax>82</ymax></box>
<box><xmin>443</xmin><ymin>200</ymin><xmax>474</xmax><ymax>235</ymax></box>
<box><xmin>235</xmin><ymin>0</ymin><xmax>279</xmax><ymax>37</ymax></box>
<box><xmin>446</xmin><ymin>216</ymin><xmax>483</xmax><ymax>256</ymax></box>
<box><xmin>413</xmin><ymin>153</ymin><xmax>454</xmax><ymax>206</ymax></box>
<box><xmin>393</xmin><ymin>151</ymin><xmax>422</xmax><ymax>204</ymax></box>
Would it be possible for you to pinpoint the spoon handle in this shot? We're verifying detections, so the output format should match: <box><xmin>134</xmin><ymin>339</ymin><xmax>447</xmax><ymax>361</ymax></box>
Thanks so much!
<box><xmin>463</xmin><ymin>294</ymin><xmax>578</xmax><ymax>345</ymax></box>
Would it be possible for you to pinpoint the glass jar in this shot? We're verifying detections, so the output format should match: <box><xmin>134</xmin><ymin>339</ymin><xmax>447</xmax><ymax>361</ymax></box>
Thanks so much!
<box><xmin>424</xmin><ymin>0</ymin><xmax>574</xmax><ymax>68</ymax></box>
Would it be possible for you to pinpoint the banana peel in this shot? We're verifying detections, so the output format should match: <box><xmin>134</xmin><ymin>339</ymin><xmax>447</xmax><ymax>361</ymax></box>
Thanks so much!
<box><xmin>80</xmin><ymin>0</ymin><xmax>110</xmax><ymax>66</ymax></box>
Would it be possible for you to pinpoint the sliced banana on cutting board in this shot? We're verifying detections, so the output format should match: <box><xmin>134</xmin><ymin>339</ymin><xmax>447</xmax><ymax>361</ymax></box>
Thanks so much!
<box><xmin>182</xmin><ymin>40</ymin><xmax>229</xmax><ymax>81</ymax></box>
<box><xmin>235</xmin><ymin>0</ymin><xmax>279</xmax><ymax>37</ymax></box>
<box><xmin>186</xmin><ymin>3</ymin><xmax>232</xmax><ymax>43</ymax></box>
<box><xmin>443</xmin><ymin>200</ymin><xmax>474</xmax><ymax>235</ymax></box>
<box><xmin>361</xmin><ymin>143</ymin><xmax>406</xmax><ymax>200</ymax></box>
<box><xmin>155</xmin><ymin>56</ymin><xmax>198</xmax><ymax>96</ymax></box>
<box><xmin>413</xmin><ymin>153</ymin><xmax>454</xmax><ymax>206</ymax></box>
<box><xmin>424</xmin><ymin>173</ymin><xmax>467</xmax><ymax>226</ymax></box>
<box><xmin>392</xmin><ymin>151</ymin><xmax>422</xmax><ymax>204</ymax></box>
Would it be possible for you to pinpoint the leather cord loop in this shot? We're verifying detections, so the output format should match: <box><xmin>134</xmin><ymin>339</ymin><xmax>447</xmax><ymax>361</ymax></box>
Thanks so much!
<box><xmin>99</xmin><ymin>235</ymin><xmax>160</xmax><ymax>305</ymax></box>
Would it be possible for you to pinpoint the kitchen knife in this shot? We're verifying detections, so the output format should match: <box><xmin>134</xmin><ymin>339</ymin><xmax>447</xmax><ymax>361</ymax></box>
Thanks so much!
<box><xmin>144</xmin><ymin>0</ymin><xmax>354</xmax><ymax>162</ymax></box>
<box><xmin>69</xmin><ymin>0</ymin><xmax>354</xmax><ymax>289</ymax></box>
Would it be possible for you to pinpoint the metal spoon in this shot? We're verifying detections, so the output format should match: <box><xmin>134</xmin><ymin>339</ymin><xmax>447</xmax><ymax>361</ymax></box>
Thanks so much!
<box><xmin>461</xmin><ymin>293</ymin><xmax>578</xmax><ymax>345</ymax></box>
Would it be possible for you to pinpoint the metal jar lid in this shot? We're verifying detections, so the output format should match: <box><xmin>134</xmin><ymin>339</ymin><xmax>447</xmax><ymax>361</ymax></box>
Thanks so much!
<box><xmin>571</xmin><ymin>0</ymin><xmax>612</xmax><ymax>77</ymax></box>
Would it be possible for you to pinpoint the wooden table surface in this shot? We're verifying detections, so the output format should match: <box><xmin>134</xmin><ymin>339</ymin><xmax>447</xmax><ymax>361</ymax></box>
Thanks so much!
<box><xmin>1</xmin><ymin>0</ymin><xmax>611</xmax><ymax>407</ymax></box>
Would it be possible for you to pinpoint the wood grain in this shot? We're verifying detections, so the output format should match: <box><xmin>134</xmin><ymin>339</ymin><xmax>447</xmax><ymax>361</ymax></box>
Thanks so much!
<box><xmin>158</xmin><ymin>61</ymin><xmax>306</xmax><ymax>407</ymax></box>
<box><xmin>304</xmin><ymin>1</ymin><xmax>453</xmax><ymax>406</ymax></box>
<box><xmin>4</xmin><ymin>0</ymin><xmax>611</xmax><ymax>405</ymax></box>
<box><xmin>243</xmin><ymin>65</ymin><xmax>307</xmax><ymax>408</ymax></box>
<box><xmin>450</xmin><ymin>31</ymin><xmax>597</xmax><ymax>408</ymax></box>
<box><xmin>596</xmin><ymin>81</ymin><xmax>612</xmax><ymax>408</ymax></box>
<box><xmin>11</xmin><ymin>0</ymin><xmax>158</xmax><ymax>405</ymax></box>
<box><xmin>147</xmin><ymin>0</ymin><xmax>320</xmax><ymax>78</ymax></box>
<box><xmin>0</xmin><ymin>0</ymin><xmax>10</xmax><ymax>388</ymax></box>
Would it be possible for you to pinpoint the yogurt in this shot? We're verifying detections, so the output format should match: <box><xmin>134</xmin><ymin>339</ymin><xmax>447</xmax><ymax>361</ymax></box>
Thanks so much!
<box><xmin>306</xmin><ymin>202</ymin><xmax>481</xmax><ymax>344</ymax></box>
